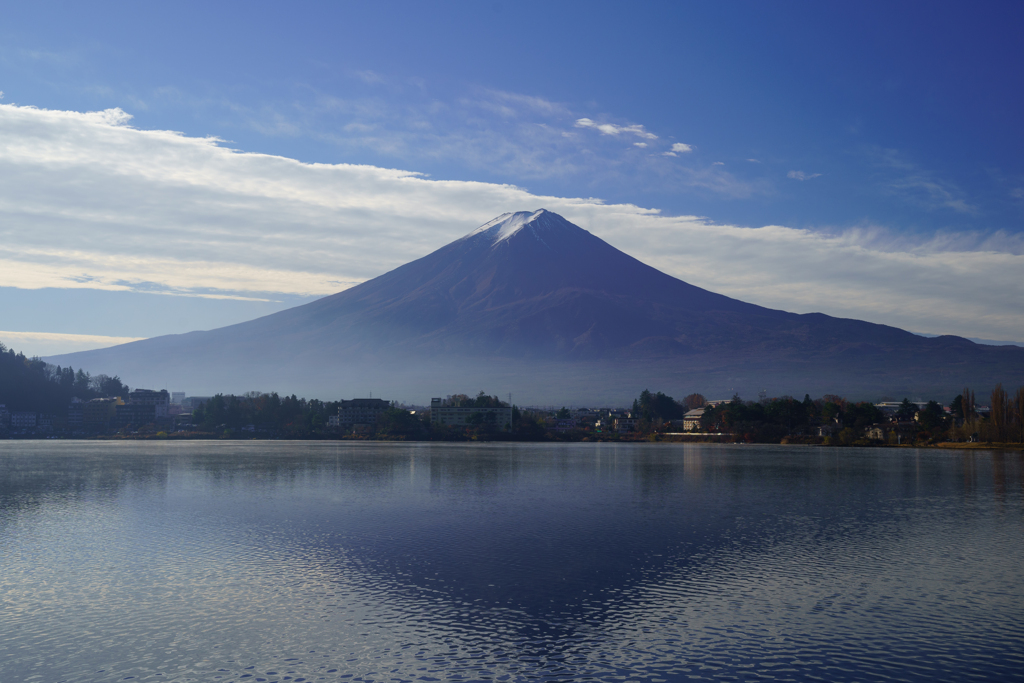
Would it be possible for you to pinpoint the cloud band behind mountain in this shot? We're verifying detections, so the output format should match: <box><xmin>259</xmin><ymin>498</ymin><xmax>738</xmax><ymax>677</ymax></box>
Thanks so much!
<box><xmin>0</xmin><ymin>103</ymin><xmax>1021</xmax><ymax>342</ymax></box>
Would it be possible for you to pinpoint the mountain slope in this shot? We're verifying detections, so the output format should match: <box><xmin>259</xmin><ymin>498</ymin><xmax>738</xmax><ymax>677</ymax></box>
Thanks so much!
<box><xmin>47</xmin><ymin>210</ymin><xmax>1024</xmax><ymax>402</ymax></box>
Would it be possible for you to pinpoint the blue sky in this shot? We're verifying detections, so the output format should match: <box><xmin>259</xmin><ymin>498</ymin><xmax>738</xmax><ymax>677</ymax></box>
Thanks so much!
<box><xmin>1</xmin><ymin>1</ymin><xmax>1022</xmax><ymax>355</ymax></box>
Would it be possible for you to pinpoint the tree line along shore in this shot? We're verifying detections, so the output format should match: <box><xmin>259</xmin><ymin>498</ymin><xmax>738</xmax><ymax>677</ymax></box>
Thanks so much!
<box><xmin>1</xmin><ymin>341</ymin><xmax>1022</xmax><ymax>447</ymax></box>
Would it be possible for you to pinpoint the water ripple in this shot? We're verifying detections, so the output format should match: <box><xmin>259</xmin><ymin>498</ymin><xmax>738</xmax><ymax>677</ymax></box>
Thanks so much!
<box><xmin>0</xmin><ymin>442</ymin><xmax>1022</xmax><ymax>681</ymax></box>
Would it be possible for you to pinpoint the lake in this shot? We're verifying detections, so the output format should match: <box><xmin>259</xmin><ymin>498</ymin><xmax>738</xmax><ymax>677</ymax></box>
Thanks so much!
<box><xmin>1</xmin><ymin>441</ymin><xmax>1022</xmax><ymax>682</ymax></box>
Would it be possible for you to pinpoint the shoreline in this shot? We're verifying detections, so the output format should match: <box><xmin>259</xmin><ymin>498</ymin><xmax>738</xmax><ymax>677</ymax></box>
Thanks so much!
<box><xmin>2</xmin><ymin>434</ymin><xmax>1022</xmax><ymax>451</ymax></box>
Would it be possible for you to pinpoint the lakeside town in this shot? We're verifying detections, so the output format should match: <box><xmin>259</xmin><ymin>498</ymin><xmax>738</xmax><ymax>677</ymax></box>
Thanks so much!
<box><xmin>2</xmin><ymin>342</ymin><xmax>1022</xmax><ymax>446</ymax></box>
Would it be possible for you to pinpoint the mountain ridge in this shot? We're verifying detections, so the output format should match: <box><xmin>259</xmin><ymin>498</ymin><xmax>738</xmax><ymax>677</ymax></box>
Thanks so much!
<box><xmin>46</xmin><ymin>210</ymin><xmax>1023</xmax><ymax>402</ymax></box>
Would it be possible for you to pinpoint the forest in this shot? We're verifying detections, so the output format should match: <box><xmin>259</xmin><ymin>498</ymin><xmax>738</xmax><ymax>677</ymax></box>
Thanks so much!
<box><xmin>0</xmin><ymin>341</ymin><xmax>128</xmax><ymax>413</ymax></box>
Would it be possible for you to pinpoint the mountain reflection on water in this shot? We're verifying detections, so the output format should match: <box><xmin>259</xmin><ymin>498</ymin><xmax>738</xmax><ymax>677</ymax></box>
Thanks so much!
<box><xmin>1</xmin><ymin>442</ymin><xmax>1022</xmax><ymax>682</ymax></box>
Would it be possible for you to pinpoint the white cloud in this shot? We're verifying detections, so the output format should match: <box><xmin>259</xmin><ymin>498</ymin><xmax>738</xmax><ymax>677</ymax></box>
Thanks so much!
<box><xmin>1</xmin><ymin>103</ymin><xmax>1022</xmax><ymax>342</ymax></box>
<box><xmin>788</xmin><ymin>170</ymin><xmax>822</xmax><ymax>181</ymax></box>
<box><xmin>574</xmin><ymin>117</ymin><xmax>658</xmax><ymax>140</ymax></box>
<box><xmin>633</xmin><ymin>142</ymin><xmax>648</xmax><ymax>148</ymax></box>
<box><xmin>663</xmin><ymin>142</ymin><xmax>694</xmax><ymax>158</ymax></box>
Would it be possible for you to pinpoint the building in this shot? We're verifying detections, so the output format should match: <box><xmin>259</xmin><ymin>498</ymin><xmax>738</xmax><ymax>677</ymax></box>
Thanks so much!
<box><xmin>0</xmin><ymin>404</ymin><xmax>9</xmax><ymax>427</ymax></box>
<box><xmin>171</xmin><ymin>392</ymin><xmax>186</xmax><ymax>405</ymax></box>
<box><xmin>129</xmin><ymin>389</ymin><xmax>170</xmax><ymax>419</ymax></box>
<box><xmin>816</xmin><ymin>424</ymin><xmax>838</xmax><ymax>437</ymax></box>
<box><xmin>182</xmin><ymin>396</ymin><xmax>212</xmax><ymax>411</ymax></box>
<box><xmin>10</xmin><ymin>411</ymin><xmax>37</xmax><ymax>429</ymax></box>
<box><xmin>83</xmin><ymin>397</ymin><xmax>123</xmax><ymax>429</ymax></box>
<box><xmin>614</xmin><ymin>417</ymin><xmax>637</xmax><ymax>433</ymax></box>
<box><xmin>338</xmin><ymin>398</ymin><xmax>391</xmax><ymax>430</ymax></box>
<box><xmin>894</xmin><ymin>421</ymin><xmax>919</xmax><ymax>440</ymax></box>
<box><xmin>875</xmin><ymin>401</ymin><xmax>930</xmax><ymax>416</ymax></box>
<box><xmin>572</xmin><ymin>409</ymin><xmax>599</xmax><ymax>424</ymax></box>
<box><xmin>681</xmin><ymin>408</ymin><xmax>705</xmax><ymax>431</ymax></box>
<box><xmin>551</xmin><ymin>418</ymin><xmax>578</xmax><ymax>432</ymax></box>
<box><xmin>431</xmin><ymin>397</ymin><xmax>512</xmax><ymax>429</ymax></box>
<box><xmin>68</xmin><ymin>398</ymin><xmax>84</xmax><ymax>428</ymax></box>
<box><xmin>327</xmin><ymin>414</ymin><xmax>341</xmax><ymax>428</ymax></box>
<box><xmin>116</xmin><ymin>403</ymin><xmax>157</xmax><ymax>426</ymax></box>
<box><xmin>171</xmin><ymin>413</ymin><xmax>194</xmax><ymax>432</ymax></box>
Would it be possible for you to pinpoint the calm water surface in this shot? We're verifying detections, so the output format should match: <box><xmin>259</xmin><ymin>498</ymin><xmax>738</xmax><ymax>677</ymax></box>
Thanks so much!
<box><xmin>1</xmin><ymin>441</ymin><xmax>1022</xmax><ymax>682</ymax></box>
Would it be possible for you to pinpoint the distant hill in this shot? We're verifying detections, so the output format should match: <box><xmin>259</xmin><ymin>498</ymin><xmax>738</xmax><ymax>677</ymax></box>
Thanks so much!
<box><xmin>48</xmin><ymin>210</ymin><xmax>1024</xmax><ymax>403</ymax></box>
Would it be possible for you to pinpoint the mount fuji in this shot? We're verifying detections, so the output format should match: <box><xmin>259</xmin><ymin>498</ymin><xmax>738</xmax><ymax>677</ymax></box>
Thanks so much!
<box><xmin>48</xmin><ymin>210</ymin><xmax>1024</xmax><ymax>403</ymax></box>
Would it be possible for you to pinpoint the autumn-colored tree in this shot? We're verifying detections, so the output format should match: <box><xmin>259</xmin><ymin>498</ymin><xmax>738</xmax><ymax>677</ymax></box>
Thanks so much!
<box><xmin>682</xmin><ymin>393</ymin><xmax>706</xmax><ymax>410</ymax></box>
<box><xmin>821</xmin><ymin>394</ymin><xmax>848</xmax><ymax>411</ymax></box>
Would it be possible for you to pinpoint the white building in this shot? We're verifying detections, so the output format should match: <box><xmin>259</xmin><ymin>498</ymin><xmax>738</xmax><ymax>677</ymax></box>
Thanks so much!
<box><xmin>682</xmin><ymin>408</ymin><xmax>705</xmax><ymax>431</ymax></box>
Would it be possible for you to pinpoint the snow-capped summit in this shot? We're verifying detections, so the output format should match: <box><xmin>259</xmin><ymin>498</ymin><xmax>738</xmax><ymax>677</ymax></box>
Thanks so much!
<box><xmin>467</xmin><ymin>209</ymin><xmax>566</xmax><ymax>246</ymax></box>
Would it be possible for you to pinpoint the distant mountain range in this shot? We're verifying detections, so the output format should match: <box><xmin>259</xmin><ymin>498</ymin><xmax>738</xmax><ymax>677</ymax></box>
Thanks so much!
<box><xmin>48</xmin><ymin>210</ymin><xmax>1024</xmax><ymax>404</ymax></box>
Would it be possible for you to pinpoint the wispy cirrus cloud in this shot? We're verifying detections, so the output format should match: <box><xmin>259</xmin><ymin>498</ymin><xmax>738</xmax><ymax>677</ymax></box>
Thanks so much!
<box><xmin>787</xmin><ymin>170</ymin><xmax>822</xmax><ymax>181</ymax></box>
<box><xmin>870</xmin><ymin>146</ymin><xmax>977</xmax><ymax>214</ymax></box>
<box><xmin>100</xmin><ymin>65</ymin><xmax>753</xmax><ymax>202</ymax></box>
<box><xmin>465</xmin><ymin>89</ymin><xmax>572</xmax><ymax>118</ymax></box>
<box><xmin>889</xmin><ymin>175</ymin><xmax>976</xmax><ymax>213</ymax></box>
<box><xmin>206</xmin><ymin>82</ymin><xmax>751</xmax><ymax>198</ymax></box>
<box><xmin>674</xmin><ymin>164</ymin><xmax>767</xmax><ymax>199</ymax></box>
<box><xmin>351</xmin><ymin>69</ymin><xmax>386</xmax><ymax>85</ymax></box>
<box><xmin>1</xmin><ymin>102</ymin><xmax>1020</xmax><ymax>342</ymax></box>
